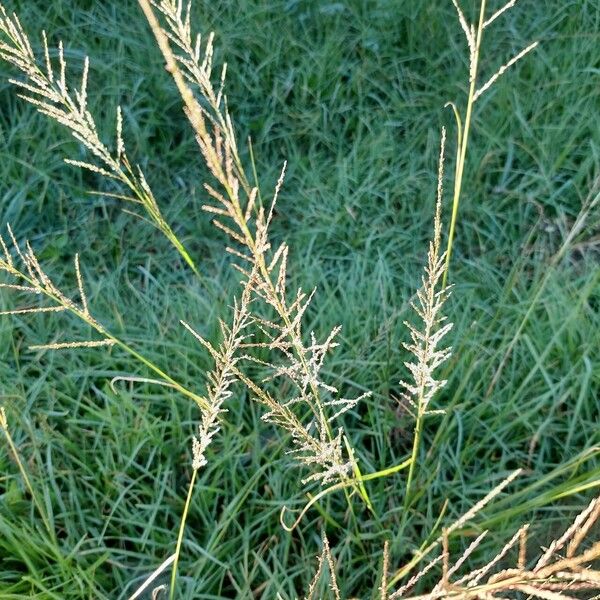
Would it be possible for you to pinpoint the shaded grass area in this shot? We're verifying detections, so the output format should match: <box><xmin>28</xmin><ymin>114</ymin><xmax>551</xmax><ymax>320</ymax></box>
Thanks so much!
<box><xmin>0</xmin><ymin>0</ymin><xmax>599</xmax><ymax>597</ymax></box>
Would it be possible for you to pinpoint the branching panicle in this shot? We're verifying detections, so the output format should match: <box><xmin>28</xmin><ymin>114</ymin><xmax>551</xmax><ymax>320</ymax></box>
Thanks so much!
<box><xmin>140</xmin><ymin>0</ymin><xmax>369</xmax><ymax>489</ymax></box>
<box><xmin>444</xmin><ymin>0</ymin><xmax>538</xmax><ymax>283</ymax></box>
<box><xmin>0</xmin><ymin>227</ymin><xmax>208</xmax><ymax>409</ymax></box>
<box><xmin>181</xmin><ymin>276</ymin><xmax>255</xmax><ymax>470</ymax></box>
<box><xmin>0</xmin><ymin>225</ymin><xmax>106</xmax><ymax>350</ymax></box>
<box><xmin>402</xmin><ymin>128</ymin><xmax>452</xmax><ymax>509</ymax></box>
<box><xmin>401</xmin><ymin>128</ymin><xmax>452</xmax><ymax>419</ymax></box>
<box><xmin>0</xmin><ymin>4</ymin><xmax>198</xmax><ymax>273</ymax></box>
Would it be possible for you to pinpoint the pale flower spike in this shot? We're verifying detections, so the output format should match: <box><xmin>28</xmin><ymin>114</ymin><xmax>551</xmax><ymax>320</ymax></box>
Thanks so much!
<box><xmin>400</xmin><ymin>127</ymin><xmax>452</xmax><ymax>419</ymax></box>
<box><xmin>29</xmin><ymin>339</ymin><xmax>116</xmax><ymax>351</ymax></box>
<box><xmin>402</xmin><ymin>127</ymin><xmax>452</xmax><ymax>509</ymax></box>
<box><xmin>474</xmin><ymin>41</ymin><xmax>539</xmax><ymax>102</ymax></box>
<box><xmin>181</xmin><ymin>273</ymin><xmax>254</xmax><ymax>471</ymax></box>
<box><xmin>483</xmin><ymin>0</ymin><xmax>517</xmax><ymax>28</ymax></box>
<box><xmin>305</xmin><ymin>533</ymin><xmax>341</xmax><ymax>600</ymax></box>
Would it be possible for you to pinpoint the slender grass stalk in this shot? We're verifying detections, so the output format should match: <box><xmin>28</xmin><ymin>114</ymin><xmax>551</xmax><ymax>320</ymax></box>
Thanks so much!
<box><xmin>405</xmin><ymin>2</ymin><xmax>540</xmax><ymax>511</ymax></box>
<box><xmin>0</xmin><ymin>407</ymin><xmax>54</xmax><ymax>539</ymax></box>
<box><xmin>443</xmin><ymin>0</ymin><xmax>538</xmax><ymax>286</ymax></box>
<box><xmin>403</xmin><ymin>410</ymin><xmax>423</xmax><ymax>514</ymax></box>
<box><xmin>169</xmin><ymin>467</ymin><xmax>198</xmax><ymax>600</ymax></box>
<box><xmin>0</xmin><ymin>5</ymin><xmax>201</xmax><ymax>277</ymax></box>
<box><xmin>443</xmin><ymin>0</ymin><xmax>487</xmax><ymax>288</ymax></box>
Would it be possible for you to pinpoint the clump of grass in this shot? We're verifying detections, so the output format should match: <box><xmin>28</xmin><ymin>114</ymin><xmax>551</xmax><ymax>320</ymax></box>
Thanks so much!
<box><xmin>0</xmin><ymin>1</ymin><xmax>598</xmax><ymax>599</ymax></box>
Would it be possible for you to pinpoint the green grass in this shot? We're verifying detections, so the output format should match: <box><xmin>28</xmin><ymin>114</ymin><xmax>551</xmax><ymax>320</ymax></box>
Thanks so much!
<box><xmin>0</xmin><ymin>0</ymin><xmax>599</xmax><ymax>597</ymax></box>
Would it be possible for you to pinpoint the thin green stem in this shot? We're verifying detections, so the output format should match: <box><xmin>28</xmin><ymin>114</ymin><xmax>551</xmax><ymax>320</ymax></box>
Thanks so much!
<box><xmin>403</xmin><ymin>408</ymin><xmax>423</xmax><ymax>514</ymax></box>
<box><xmin>280</xmin><ymin>457</ymin><xmax>412</xmax><ymax>532</ymax></box>
<box><xmin>0</xmin><ymin>410</ymin><xmax>54</xmax><ymax>539</ymax></box>
<box><xmin>443</xmin><ymin>0</ymin><xmax>487</xmax><ymax>288</ymax></box>
<box><xmin>169</xmin><ymin>467</ymin><xmax>198</xmax><ymax>600</ymax></box>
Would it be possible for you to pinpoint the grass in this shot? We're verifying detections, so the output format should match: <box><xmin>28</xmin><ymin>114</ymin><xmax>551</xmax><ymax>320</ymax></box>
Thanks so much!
<box><xmin>0</xmin><ymin>0</ymin><xmax>599</xmax><ymax>597</ymax></box>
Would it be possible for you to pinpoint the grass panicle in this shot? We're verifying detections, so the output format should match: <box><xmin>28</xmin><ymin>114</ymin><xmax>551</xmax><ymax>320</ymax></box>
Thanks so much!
<box><xmin>444</xmin><ymin>0</ymin><xmax>538</xmax><ymax>286</ymax></box>
<box><xmin>0</xmin><ymin>3</ymin><xmax>199</xmax><ymax>275</ymax></box>
<box><xmin>401</xmin><ymin>127</ymin><xmax>453</xmax><ymax>513</ymax></box>
<box><xmin>138</xmin><ymin>0</ymin><xmax>374</xmax><ymax>495</ymax></box>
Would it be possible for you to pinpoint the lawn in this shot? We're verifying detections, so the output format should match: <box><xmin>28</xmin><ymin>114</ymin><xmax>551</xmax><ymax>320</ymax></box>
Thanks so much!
<box><xmin>0</xmin><ymin>0</ymin><xmax>599</xmax><ymax>598</ymax></box>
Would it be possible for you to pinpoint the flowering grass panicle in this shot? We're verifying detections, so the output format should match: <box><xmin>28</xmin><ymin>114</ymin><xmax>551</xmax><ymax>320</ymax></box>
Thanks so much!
<box><xmin>0</xmin><ymin>225</ymin><xmax>209</xmax><ymax>409</ymax></box>
<box><xmin>137</xmin><ymin>0</ymin><xmax>373</xmax><ymax>492</ymax></box>
<box><xmin>181</xmin><ymin>278</ymin><xmax>254</xmax><ymax>471</ymax></box>
<box><xmin>401</xmin><ymin>128</ymin><xmax>453</xmax><ymax>509</ymax></box>
<box><xmin>0</xmin><ymin>4</ymin><xmax>198</xmax><ymax>274</ymax></box>
<box><xmin>444</xmin><ymin>0</ymin><xmax>538</xmax><ymax>283</ymax></box>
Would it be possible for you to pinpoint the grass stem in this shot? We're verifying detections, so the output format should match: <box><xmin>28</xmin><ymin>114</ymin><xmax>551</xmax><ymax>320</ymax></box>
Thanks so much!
<box><xmin>169</xmin><ymin>467</ymin><xmax>198</xmax><ymax>600</ymax></box>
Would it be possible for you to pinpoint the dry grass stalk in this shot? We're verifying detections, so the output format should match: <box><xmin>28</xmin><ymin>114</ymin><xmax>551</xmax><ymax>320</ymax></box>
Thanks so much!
<box><xmin>381</xmin><ymin>541</ymin><xmax>391</xmax><ymax>600</ymax></box>
<box><xmin>311</xmin><ymin>488</ymin><xmax>600</xmax><ymax>599</ymax></box>
<box><xmin>390</xmin><ymin>470</ymin><xmax>522</xmax><ymax>589</ymax></box>
<box><xmin>305</xmin><ymin>533</ymin><xmax>342</xmax><ymax>600</ymax></box>
<box><xmin>395</xmin><ymin>495</ymin><xmax>600</xmax><ymax>598</ymax></box>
